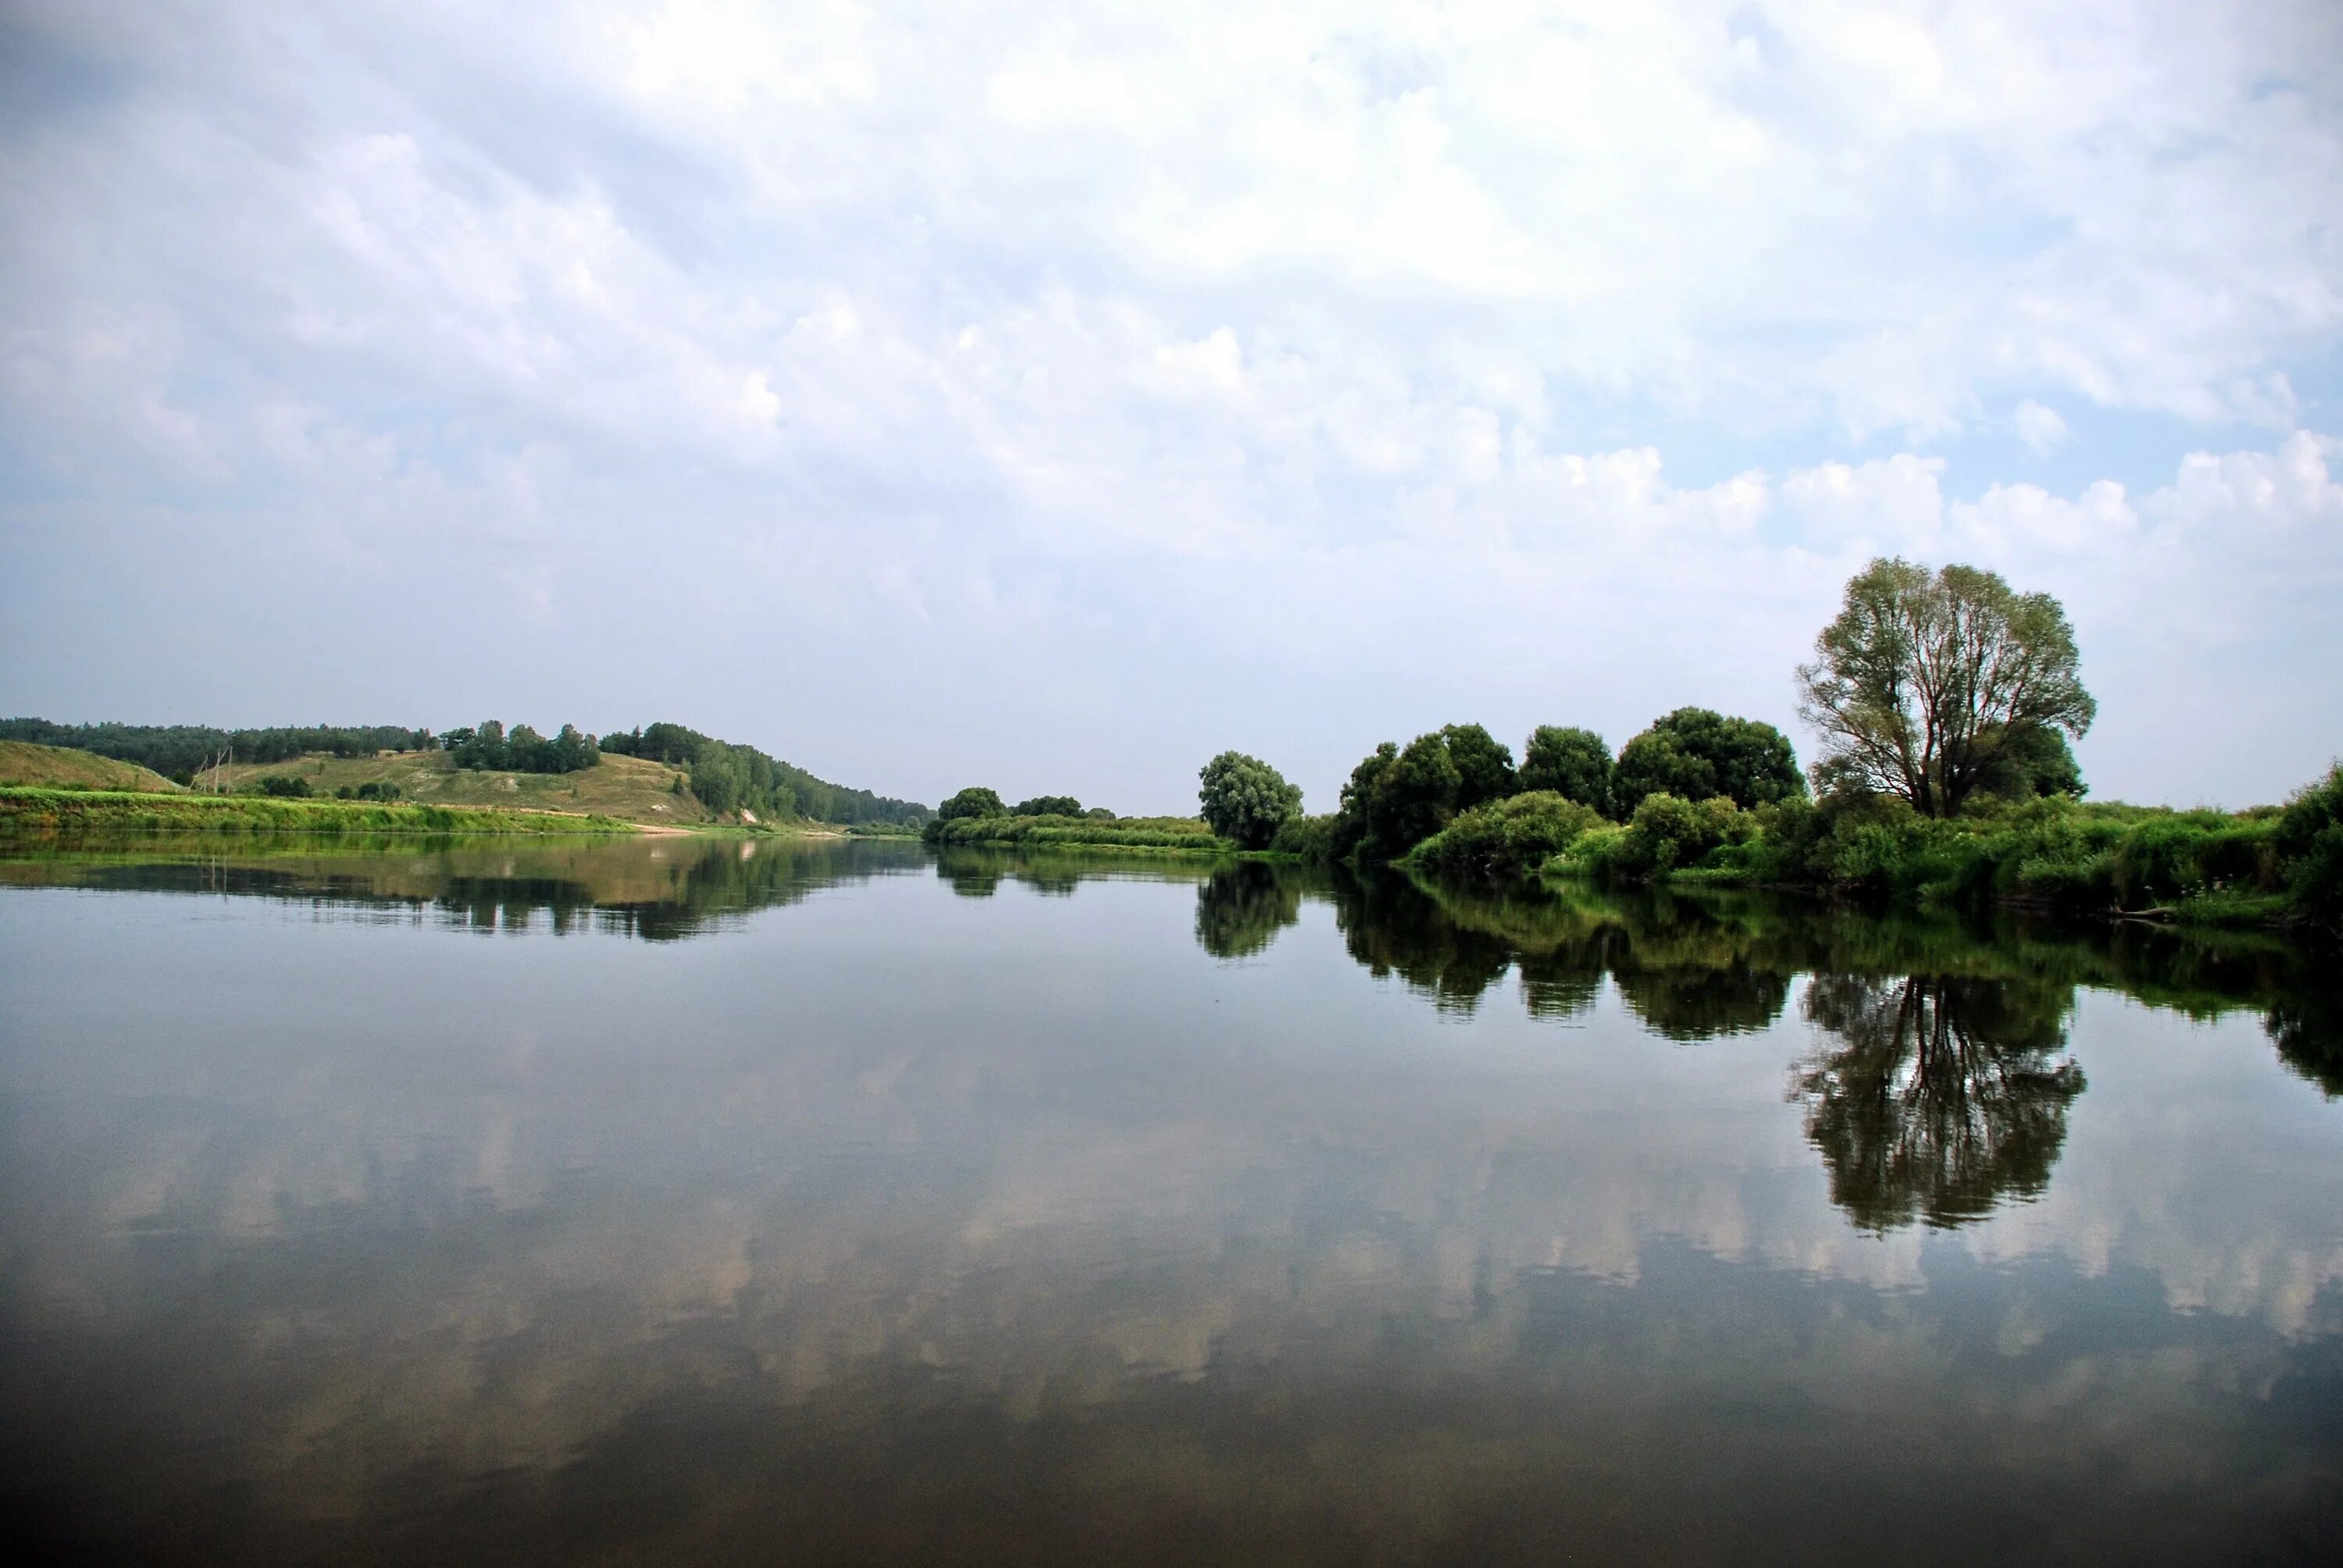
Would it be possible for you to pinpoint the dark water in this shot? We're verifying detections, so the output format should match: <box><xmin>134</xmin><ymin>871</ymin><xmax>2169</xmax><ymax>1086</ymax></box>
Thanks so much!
<box><xmin>2</xmin><ymin>836</ymin><xmax>2340</xmax><ymax>1565</ymax></box>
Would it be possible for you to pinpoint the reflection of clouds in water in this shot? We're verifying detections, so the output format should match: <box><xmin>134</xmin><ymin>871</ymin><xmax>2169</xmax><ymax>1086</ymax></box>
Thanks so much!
<box><xmin>3</xmin><ymin>851</ymin><xmax>2341</xmax><ymax>1554</ymax></box>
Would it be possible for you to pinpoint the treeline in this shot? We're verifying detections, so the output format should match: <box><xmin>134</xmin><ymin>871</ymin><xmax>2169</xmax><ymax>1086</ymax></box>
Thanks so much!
<box><xmin>442</xmin><ymin>721</ymin><xmax>601</xmax><ymax>775</ymax></box>
<box><xmin>599</xmin><ymin>723</ymin><xmax>928</xmax><ymax>826</ymax></box>
<box><xmin>0</xmin><ymin>718</ymin><xmax>433</xmax><ymax>778</ymax></box>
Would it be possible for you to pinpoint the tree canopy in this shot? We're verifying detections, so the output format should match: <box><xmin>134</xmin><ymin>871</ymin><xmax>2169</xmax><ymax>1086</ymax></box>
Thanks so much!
<box><xmin>599</xmin><ymin>722</ymin><xmax>928</xmax><ymax>825</ymax></box>
<box><xmin>936</xmin><ymin>786</ymin><xmax>1007</xmax><ymax>822</ymax></box>
<box><xmin>1518</xmin><ymin>725</ymin><xmax>1613</xmax><ymax>812</ymax></box>
<box><xmin>1013</xmin><ymin>795</ymin><xmax>1083</xmax><ymax>818</ymax></box>
<box><xmin>1197</xmin><ymin>751</ymin><xmax>1303</xmax><ymax>850</ymax></box>
<box><xmin>444</xmin><ymin>720</ymin><xmax>600</xmax><ymax>775</ymax></box>
<box><xmin>0</xmin><ymin>718</ymin><xmax>433</xmax><ymax>777</ymax></box>
<box><xmin>1797</xmin><ymin>558</ymin><xmax>2095</xmax><ymax>818</ymax></box>
<box><xmin>1612</xmin><ymin>707</ymin><xmax>1805</xmax><ymax>816</ymax></box>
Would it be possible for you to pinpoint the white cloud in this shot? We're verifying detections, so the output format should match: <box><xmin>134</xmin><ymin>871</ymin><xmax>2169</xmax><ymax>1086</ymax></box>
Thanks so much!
<box><xmin>2014</xmin><ymin>400</ymin><xmax>2070</xmax><ymax>456</ymax></box>
<box><xmin>0</xmin><ymin>1</ymin><xmax>2338</xmax><ymax>807</ymax></box>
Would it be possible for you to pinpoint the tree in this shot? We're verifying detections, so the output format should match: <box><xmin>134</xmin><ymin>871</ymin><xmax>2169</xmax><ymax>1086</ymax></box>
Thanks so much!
<box><xmin>1798</xmin><ymin>558</ymin><xmax>2095</xmax><ymax>818</ymax></box>
<box><xmin>1013</xmin><ymin>795</ymin><xmax>1082</xmax><ymax>818</ymax></box>
<box><xmin>1439</xmin><ymin>723</ymin><xmax>1518</xmax><ymax>811</ymax></box>
<box><xmin>1613</xmin><ymin>707</ymin><xmax>1803</xmax><ymax>817</ymax></box>
<box><xmin>1366</xmin><ymin>732</ymin><xmax>1463</xmax><ymax>854</ymax></box>
<box><xmin>1197</xmin><ymin>751</ymin><xmax>1303</xmax><ymax>850</ymax></box>
<box><xmin>1519</xmin><ymin>725</ymin><xmax>1612</xmax><ymax>813</ymax></box>
<box><xmin>1331</xmin><ymin>743</ymin><xmax>1398</xmax><ymax>859</ymax></box>
<box><xmin>936</xmin><ymin>786</ymin><xmax>1007</xmax><ymax>822</ymax></box>
<box><xmin>1971</xmin><ymin>723</ymin><xmax>2086</xmax><ymax>802</ymax></box>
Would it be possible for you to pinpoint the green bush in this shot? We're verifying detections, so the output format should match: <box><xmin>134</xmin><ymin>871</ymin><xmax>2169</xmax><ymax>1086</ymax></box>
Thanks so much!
<box><xmin>1523</xmin><ymin>761</ymin><xmax>2334</xmax><ymax>932</ymax></box>
<box><xmin>1267</xmin><ymin>812</ymin><xmax>1337</xmax><ymax>860</ymax></box>
<box><xmin>2277</xmin><ymin>763</ymin><xmax>2343</xmax><ymax>929</ymax></box>
<box><xmin>1408</xmin><ymin>791</ymin><xmax>1604</xmax><ymax>878</ymax></box>
<box><xmin>924</xmin><ymin>813</ymin><xmax>1229</xmax><ymax>852</ymax></box>
<box><xmin>254</xmin><ymin>774</ymin><xmax>313</xmax><ymax>798</ymax></box>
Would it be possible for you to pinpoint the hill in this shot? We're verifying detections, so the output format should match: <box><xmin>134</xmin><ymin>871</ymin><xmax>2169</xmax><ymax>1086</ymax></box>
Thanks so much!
<box><xmin>0</xmin><ymin>739</ymin><xmax>184</xmax><ymax>793</ymax></box>
<box><xmin>209</xmin><ymin>750</ymin><xmax>716</xmax><ymax>828</ymax></box>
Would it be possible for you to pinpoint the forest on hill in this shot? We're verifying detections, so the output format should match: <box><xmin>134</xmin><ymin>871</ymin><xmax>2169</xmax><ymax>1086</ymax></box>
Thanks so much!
<box><xmin>0</xmin><ymin>717</ymin><xmax>926</xmax><ymax>828</ymax></box>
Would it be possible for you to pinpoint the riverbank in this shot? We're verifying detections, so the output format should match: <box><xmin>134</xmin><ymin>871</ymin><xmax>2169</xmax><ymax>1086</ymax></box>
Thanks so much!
<box><xmin>1548</xmin><ymin>779</ymin><xmax>2338</xmax><ymax>934</ymax></box>
<box><xmin>920</xmin><ymin>811</ymin><xmax>1334</xmax><ymax>860</ymax></box>
<box><xmin>0</xmin><ymin>786</ymin><xmax>640</xmax><ymax>838</ymax></box>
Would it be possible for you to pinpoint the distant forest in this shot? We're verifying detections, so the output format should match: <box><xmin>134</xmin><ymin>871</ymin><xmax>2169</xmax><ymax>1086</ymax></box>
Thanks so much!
<box><xmin>600</xmin><ymin>722</ymin><xmax>927</xmax><ymax>826</ymax></box>
<box><xmin>0</xmin><ymin>717</ymin><xmax>928</xmax><ymax>827</ymax></box>
<box><xmin>0</xmin><ymin>719</ymin><xmax>433</xmax><ymax>775</ymax></box>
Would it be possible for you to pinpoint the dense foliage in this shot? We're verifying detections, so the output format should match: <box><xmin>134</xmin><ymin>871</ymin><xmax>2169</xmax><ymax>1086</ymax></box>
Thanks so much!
<box><xmin>1330</xmin><ymin>725</ymin><xmax>1522</xmax><ymax>861</ymax></box>
<box><xmin>1546</xmin><ymin>773</ymin><xmax>2341</xmax><ymax>933</ymax></box>
<box><xmin>0</xmin><ymin>718</ymin><xmax>433</xmax><ymax>777</ymax></box>
<box><xmin>925</xmin><ymin>814</ymin><xmax>1225</xmax><ymax>850</ymax></box>
<box><xmin>1013</xmin><ymin>795</ymin><xmax>1083</xmax><ymax>818</ymax></box>
<box><xmin>442</xmin><ymin>720</ymin><xmax>601</xmax><ymax>775</ymax></box>
<box><xmin>1519</xmin><ymin>725</ymin><xmax>1614</xmax><ymax>812</ymax></box>
<box><xmin>1197</xmin><ymin>751</ymin><xmax>1303</xmax><ymax>850</ymax></box>
<box><xmin>1406</xmin><ymin>792</ymin><xmax>1607</xmax><ymax>878</ymax></box>
<box><xmin>934</xmin><ymin>786</ymin><xmax>1007</xmax><ymax>823</ymax></box>
<box><xmin>1798</xmin><ymin>558</ymin><xmax>2095</xmax><ymax>816</ymax></box>
<box><xmin>600</xmin><ymin>722</ymin><xmax>928</xmax><ymax>825</ymax></box>
<box><xmin>1611</xmin><ymin>707</ymin><xmax>1805</xmax><ymax>817</ymax></box>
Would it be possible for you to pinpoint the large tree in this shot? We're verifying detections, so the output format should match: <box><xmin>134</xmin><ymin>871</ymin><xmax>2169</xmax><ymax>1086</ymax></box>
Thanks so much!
<box><xmin>1438</xmin><ymin>723</ymin><xmax>1519</xmax><ymax>811</ymax></box>
<box><xmin>936</xmin><ymin>786</ymin><xmax>1007</xmax><ymax>821</ymax></box>
<box><xmin>1197</xmin><ymin>750</ymin><xmax>1303</xmax><ymax>849</ymax></box>
<box><xmin>1798</xmin><ymin>558</ymin><xmax>2095</xmax><ymax>818</ymax></box>
<box><xmin>1519</xmin><ymin>725</ymin><xmax>1613</xmax><ymax>813</ymax></box>
<box><xmin>1612</xmin><ymin>707</ymin><xmax>1804</xmax><ymax>817</ymax></box>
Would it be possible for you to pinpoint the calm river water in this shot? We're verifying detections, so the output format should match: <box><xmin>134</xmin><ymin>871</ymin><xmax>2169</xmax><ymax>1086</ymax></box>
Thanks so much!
<box><xmin>2</xmin><ymin>836</ymin><xmax>2340</xmax><ymax>1564</ymax></box>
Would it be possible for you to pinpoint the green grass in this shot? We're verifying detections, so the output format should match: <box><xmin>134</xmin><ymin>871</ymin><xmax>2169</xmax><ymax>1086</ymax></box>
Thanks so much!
<box><xmin>207</xmin><ymin>748</ymin><xmax>710</xmax><ymax>827</ymax></box>
<box><xmin>0</xmin><ymin>786</ymin><xmax>637</xmax><ymax>838</ymax></box>
<box><xmin>0</xmin><ymin>739</ymin><xmax>184</xmax><ymax>793</ymax></box>
<box><xmin>924</xmin><ymin>813</ymin><xmax>1237</xmax><ymax>852</ymax></box>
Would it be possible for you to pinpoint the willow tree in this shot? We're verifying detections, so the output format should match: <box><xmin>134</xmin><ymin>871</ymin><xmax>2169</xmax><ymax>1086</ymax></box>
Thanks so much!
<box><xmin>1797</xmin><ymin>558</ymin><xmax>2095</xmax><ymax>818</ymax></box>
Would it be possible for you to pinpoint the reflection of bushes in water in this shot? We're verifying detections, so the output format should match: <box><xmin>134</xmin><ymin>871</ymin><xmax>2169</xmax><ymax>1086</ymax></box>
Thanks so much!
<box><xmin>1611</xmin><ymin>960</ymin><xmax>1791</xmax><ymax>1039</ymax></box>
<box><xmin>2266</xmin><ymin>989</ymin><xmax>2343</xmax><ymax>1097</ymax></box>
<box><xmin>929</xmin><ymin>846</ymin><xmax>1217</xmax><ymax>903</ymax></box>
<box><xmin>1795</xmin><ymin>974</ymin><xmax>2085</xmax><ymax>1232</ymax></box>
<box><xmin>1195</xmin><ymin>863</ymin><xmax>1303</xmax><ymax>959</ymax></box>
<box><xmin>1331</xmin><ymin>871</ymin><xmax>1521</xmax><ymax>1015</ymax></box>
<box><xmin>1352</xmin><ymin>873</ymin><xmax>2339</xmax><ymax>1092</ymax></box>
<box><xmin>436</xmin><ymin>875</ymin><xmax>599</xmax><ymax>934</ymax></box>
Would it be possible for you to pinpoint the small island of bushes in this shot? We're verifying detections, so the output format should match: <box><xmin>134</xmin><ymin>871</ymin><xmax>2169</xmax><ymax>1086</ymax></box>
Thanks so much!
<box><xmin>929</xmin><ymin>558</ymin><xmax>2341</xmax><ymax>935</ymax></box>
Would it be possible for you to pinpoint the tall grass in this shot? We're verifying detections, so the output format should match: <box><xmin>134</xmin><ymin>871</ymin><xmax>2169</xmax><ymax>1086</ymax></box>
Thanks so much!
<box><xmin>0</xmin><ymin>786</ymin><xmax>635</xmax><ymax>838</ymax></box>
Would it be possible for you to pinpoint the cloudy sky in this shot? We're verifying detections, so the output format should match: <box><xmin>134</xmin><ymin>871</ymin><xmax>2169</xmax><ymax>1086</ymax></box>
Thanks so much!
<box><xmin>2</xmin><ymin>1</ymin><xmax>2339</xmax><ymax>812</ymax></box>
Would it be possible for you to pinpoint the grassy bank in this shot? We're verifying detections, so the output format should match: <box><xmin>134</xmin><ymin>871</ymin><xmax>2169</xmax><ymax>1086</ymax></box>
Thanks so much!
<box><xmin>0</xmin><ymin>739</ymin><xmax>184</xmax><ymax>793</ymax></box>
<box><xmin>924</xmin><ymin>813</ymin><xmax>1237</xmax><ymax>853</ymax></box>
<box><xmin>0</xmin><ymin>786</ymin><xmax>637</xmax><ymax>838</ymax></box>
<box><xmin>207</xmin><ymin>748</ymin><xmax>710</xmax><ymax>827</ymax></box>
<box><xmin>1507</xmin><ymin>765</ymin><xmax>2343</xmax><ymax>933</ymax></box>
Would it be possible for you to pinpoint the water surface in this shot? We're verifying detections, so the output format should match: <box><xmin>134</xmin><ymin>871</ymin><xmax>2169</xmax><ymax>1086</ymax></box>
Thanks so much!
<box><xmin>2</xmin><ymin>836</ymin><xmax>2339</xmax><ymax>1563</ymax></box>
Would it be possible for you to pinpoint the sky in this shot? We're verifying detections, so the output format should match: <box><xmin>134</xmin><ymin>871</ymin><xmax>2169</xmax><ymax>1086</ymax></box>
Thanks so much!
<box><xmin>2</xmin><ymin>1</ymin><xmax>2339</xmax><ymax>814</ymax></box>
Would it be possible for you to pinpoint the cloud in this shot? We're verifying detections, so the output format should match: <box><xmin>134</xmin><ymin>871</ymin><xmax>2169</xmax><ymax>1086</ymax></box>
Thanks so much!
<box><xmin>2014</xmin><ymin>400</ymin><xmax>2069</xmax><ymax>456</ymax></box>
<box><xmin>0</xmin><ymin>2</ymin><xmax>2338</xmax><ymax>808</ymax></box>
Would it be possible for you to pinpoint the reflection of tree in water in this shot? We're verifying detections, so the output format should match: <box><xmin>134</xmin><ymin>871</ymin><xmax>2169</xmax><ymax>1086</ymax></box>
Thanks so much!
<box><xmin>1611</xmin><ymin>962</ymin><xmax>1790</xmax><ymax>1039</ymax></box>
<box><xmin>1194</xmin><ymin>863</ymin><xmax>1302</xmax><ymax>959</ymax></box>
<box><xmin>1516</xmin><ymin>946</ymin><xmax>1609</xmax><ymax>1022</ymax></box>
<box><xmin>1796</xmin><ymin>974</ymin><xmax>2085</xmax><ymax>1231</ymax></box>
<box><xmin>1331</xmin><ymin>871</ymin><xmax>1517</xmax><ymax>1014</ymax></box>
<box><xmin>2267</xmin><ymin>989</ymin><xmax>2343</xmax><ymax>1097</ymax></box>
